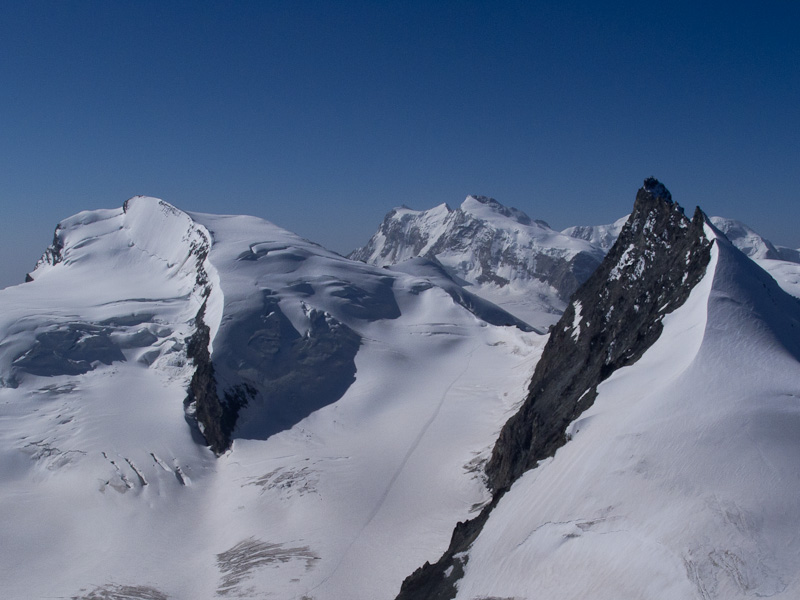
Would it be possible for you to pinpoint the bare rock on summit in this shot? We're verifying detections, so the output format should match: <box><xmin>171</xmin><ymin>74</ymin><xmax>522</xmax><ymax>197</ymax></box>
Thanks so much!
<box><xmin>395</xmin><ymin>177</ymin><xmax>713</xmax><ymax>600</ymax></box>
<box><xmin>486</xmin><ymin>176</ymin><xmax>712</xmax><ymax>491</ymax></box>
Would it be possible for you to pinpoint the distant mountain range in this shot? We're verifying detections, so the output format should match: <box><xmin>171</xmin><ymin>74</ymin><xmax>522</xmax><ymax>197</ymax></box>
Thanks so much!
<box><xmin>350</xmin><ymin>192</ymin><xmax>800</xmax><ymax>332</ymax></box>
<box><xmin>349</xmin><ymin>195</ymin><xmax>604</xmax><ymax>332</ymax></box>
<box><xmin>1</xmin><ymin>180</ymin><xmax>799</xmax><ymax>600</ymax></box>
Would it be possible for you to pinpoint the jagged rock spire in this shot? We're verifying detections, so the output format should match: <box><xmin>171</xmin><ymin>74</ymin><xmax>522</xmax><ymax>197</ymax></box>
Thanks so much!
<box><xmin>395</xmin><ymin>179</ymin><xmax>713</xmax><ymax>600</ymax></box>
<box><xmin>486</xmin><ymin>178</ymin><xmax>710</xmax><ymax>491</ymax></box>
<box><xmin>642</xmin><ymin>176</ymin><xmax>673</xmax><ymax>203</ymax></box>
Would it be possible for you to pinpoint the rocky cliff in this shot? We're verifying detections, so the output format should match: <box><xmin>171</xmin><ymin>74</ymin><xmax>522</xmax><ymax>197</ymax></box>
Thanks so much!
<box><xmin>395</xmin><ymin>177</ymin><xmax>713</xmax><ymax>599</ymax></box>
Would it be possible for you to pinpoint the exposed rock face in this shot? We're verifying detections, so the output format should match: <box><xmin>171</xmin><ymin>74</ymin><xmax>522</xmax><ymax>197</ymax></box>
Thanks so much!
<box><xmin>350</xmin><ymin>196</ymin><xmax>604</xmax><ymax>302</ymax></box>
<box><xmin>184</xmin><ymin>300</ymin><xmax>248</xmax><ymax>455</ymax></box>
<box><xmin>184</xmin><ymin>233</ymin><xmax>366</xmax><ymax>454</ymax></box>
<box><xmin>395</xmin><ymin>177</ymin><xmax>713</xmax><ymax>600</ymax></box>
<box><xmin>486</xmin><ymin>178</ymin><xmax>711</xmax><ymax>491</ymax></box>
<box><xmin>26</xmin><ymin>227</ymin><xmax>66</xmax><ymax>282</ymax></box>
<box><xmin>159</xmin><ymin>206</ymin><xmax>241</xmax><ymax>456</ymax></box>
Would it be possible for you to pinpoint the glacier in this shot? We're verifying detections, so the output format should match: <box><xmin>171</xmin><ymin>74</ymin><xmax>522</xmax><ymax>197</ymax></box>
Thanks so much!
<box><xmin>0</xmin><ymin>196</ymin><xmax>541</xmax><ymax>599</ymax></box>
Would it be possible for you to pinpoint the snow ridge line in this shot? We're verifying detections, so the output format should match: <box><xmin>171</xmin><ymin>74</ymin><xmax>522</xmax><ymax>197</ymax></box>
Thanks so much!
<box><xmin>395</xmin><ymin>178</ymin><xmax>714</xmax><ymax>600</ymax></box>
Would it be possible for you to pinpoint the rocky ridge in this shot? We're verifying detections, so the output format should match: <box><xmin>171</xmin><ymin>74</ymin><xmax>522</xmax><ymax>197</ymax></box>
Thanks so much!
<box><xmin>395</xmin><ymin>177</ymin><xmax>713</xmax><ymax>599</ymax></box>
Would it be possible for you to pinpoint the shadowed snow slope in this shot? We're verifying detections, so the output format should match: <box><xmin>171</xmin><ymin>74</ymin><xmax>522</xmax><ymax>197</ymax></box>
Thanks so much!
<box><xmin>446</xmin><ymin>223</ymin><xmax>800</xmax><ymax>599</ymax></box>
<box><xmin>0</xmin><ymin>197</ymin><xmax>542</xmax><ymax>600</ymax></box>
<box><xmin>186</xmin><ymin>210</ymin><xmax>532</xmax><ymax>452</ymax></box>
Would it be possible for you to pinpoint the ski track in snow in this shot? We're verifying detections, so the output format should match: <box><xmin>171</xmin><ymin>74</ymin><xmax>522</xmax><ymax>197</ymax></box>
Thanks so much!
<box><xmin>309</xmin><ymin>343</ymin><xmax>480</xmax><ymax>594</ymax></box>
<box><xmin>0</xmin><ymin>197</ymin><xmax>540</xmax><ymax>600</ymax></box>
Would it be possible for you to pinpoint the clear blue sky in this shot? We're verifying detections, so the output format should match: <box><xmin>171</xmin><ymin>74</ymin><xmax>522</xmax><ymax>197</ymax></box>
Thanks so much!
<box><xmin>2</xmin><ymin>1</ymin><xmax>798</xmax><ymax>288</ymax></box>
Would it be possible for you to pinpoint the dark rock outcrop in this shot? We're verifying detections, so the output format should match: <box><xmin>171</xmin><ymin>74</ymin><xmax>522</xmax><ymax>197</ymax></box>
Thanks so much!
<box><xmin>395</xmin><ymin>178</ymin><xmax>713</xmax><ymax>600</ymax></box>
<box><xmin>486</xmin><ymin>177</ymin><xmax>711</xmax><ymax>491</ymax></box>
<box><xmin>184</xmin><ymin>300</ymin><xmax>246</xmax><ymax>455</ymax></box>
<box><xmin>179</xmin><ymin>222</ymin><xmax>241</xmax><ymax>454</ymax></box>
<box><xmin>185</xmin><ymin>289</ymin><xmax>362</xmax><ymax>454</ymax></box>
<box><xmin>26</xmin><ymin>226</ymin><xmax>65</xmax><ymax>281</ymax></box>
<box><xmin>395</xmin><ymin>494</ymin><xmax>501</xmax><ymax>600</ymax></box>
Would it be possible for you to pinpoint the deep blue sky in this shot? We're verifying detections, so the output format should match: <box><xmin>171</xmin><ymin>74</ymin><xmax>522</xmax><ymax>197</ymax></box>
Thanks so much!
<box><xmin>2</xmin><ymin>1</ymin><xmax>798</xmax><ymax>288</ymax></box>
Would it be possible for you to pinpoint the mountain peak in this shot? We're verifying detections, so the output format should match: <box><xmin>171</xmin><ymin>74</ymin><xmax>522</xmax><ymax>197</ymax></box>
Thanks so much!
<box><xmin>486</xmin><ymin>179</ymin><xmax>710</xmax><ymax>492</ymax></box>
<box><xmin>461</xmin><ymin>195</ymin><xmax>533</xmax><ymax>226</ymax></box>
<box><xmin>464</xmin><ymin>195</ymin><xmax>500</xmax><ymax>207</ymax></box>
<box><xmin>396</xmin><ymin>180</ymin><xmax>714</xmax><ymax>598</ymax></box>
<box><xmin>641</xmin><ymin>176</ymin><xmax>673</xmax><ymax>204</ymax></box>
<box><xmin>351</xmin><ymin>194</ymin><xmax>605</xmax><ymax>329</ymax></box>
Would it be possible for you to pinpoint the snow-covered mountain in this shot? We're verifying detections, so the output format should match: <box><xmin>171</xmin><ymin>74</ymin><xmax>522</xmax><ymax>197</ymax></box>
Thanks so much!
<box><xmin>709</xmin><ymin>216</ymin><xmax>800</xmax><ymax>263</ymax></box>
<box><xmin>397</xmin><ymin>178</ymin><xmax>800</xmax><ymax>599</ymax></box>
<box><xmin>2</xmin><ymin>180</ymin><xmax>800</xmax><ymax>600</ymax></box>
<box><xmin>565</xmin><ymin>213</ymin><xmax>800</xmax><ymax>262</ymax></box>
<box><xmin>0</xmin><ymin>196</ymin><xmax>541</xmax><ymax>600</ymax></box>
<box><xmin>350</xmin><ymin>196</ymin><xmax>605</xmax><ymax>331</ymax></box>
<box><xmin>561</xmin><ymin>214</ymin><xmax>629</xmax><ymax>252</ymax></box>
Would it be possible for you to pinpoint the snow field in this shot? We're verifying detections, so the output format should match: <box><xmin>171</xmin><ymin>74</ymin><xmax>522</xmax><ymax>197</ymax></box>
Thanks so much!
<box><xmin>0</xmin><ymin>197</ymin><xmax>546</xmax><ymax>599</ymax></box>
<box><xmin>454</xmin><ymin>227</ymin><xmax>800</xmax><ymax>599</ymax></box>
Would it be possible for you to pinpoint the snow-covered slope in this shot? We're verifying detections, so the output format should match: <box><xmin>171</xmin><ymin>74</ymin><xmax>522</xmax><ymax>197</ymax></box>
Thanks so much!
<box><xmin>350</xmin><ymin>196</ymin><xmax>605</xmax><ymax>331</ymax></box>
<box><xmin>4</xmin><ymin>184</ymin><xmax>800</xmax><ymax>600</ymax></box>
<box><xmin>562</xmin><ymin>214</ymin><xmax>629</xmax><ymax>252</ymax></box>
<box><xmin>707</xmin><ymin>217</ymin><xmax>800</xmax><ymax>301</ymax></box>
<box><xmin>450</xmin><ymin>223</ymin><xmax>800</xmax><ymax>600</ymax></box>
<box><xmin>710</xmin><ymin>216</ymin><xmax>800</xmax><ymax>263</ymax></box>
<box><xmin>397</xmin><ymin>180</ymin><xmax>800</xmax><ymax>599</ymax></box>
<box><xmin>0</xmin><ymin>198</ymin><xmax>219</xmax><ymax>598</ymax></box>
<box><xmin>0</xmin><ymin>197</ymin><xmax>541</xmax><ymax>600</ymax></box>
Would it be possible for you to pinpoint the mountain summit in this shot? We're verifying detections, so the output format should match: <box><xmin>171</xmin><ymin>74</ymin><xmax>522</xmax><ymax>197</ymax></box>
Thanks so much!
<box><xmin>487</xmin><ymin>177</ymin><xmax>712</xmax><ymax>492</ymax></box>
<box><xmin>396</xmin><ymin>178</ymin><xmax>800</xmax><ymax>600</ymax></box>
<box><xmin>350</xmin><ymin>195</ymin><xmax>604</xmax><ymax>330</ymax></box>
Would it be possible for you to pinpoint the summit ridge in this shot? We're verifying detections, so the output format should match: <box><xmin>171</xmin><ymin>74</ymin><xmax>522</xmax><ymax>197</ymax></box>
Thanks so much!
<box><xmin>350</xmin><ymin>195</ymin><xmax>604</xmax><ymax>330</ymax></box>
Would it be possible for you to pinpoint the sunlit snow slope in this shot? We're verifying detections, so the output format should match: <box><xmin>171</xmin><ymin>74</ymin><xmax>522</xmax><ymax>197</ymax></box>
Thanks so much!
<box><xmin>450</xmin><ymin>223</ymin><xmax>800</xmax><ymax>599</ymax></box>
<box><xmin>562</xmin><ymin>214</ymin><xmax>629</xmax><ymax>252</ymax></box>
<box><xmin>0</xmin><ymin>197</ymin><xmax>541</xmax><ymax>600</ymax></box>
